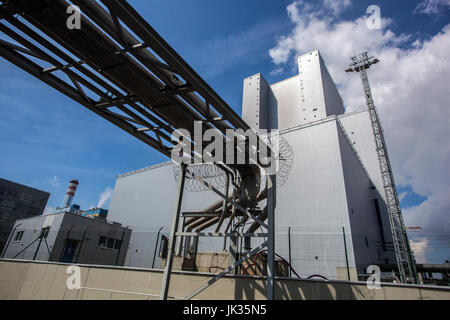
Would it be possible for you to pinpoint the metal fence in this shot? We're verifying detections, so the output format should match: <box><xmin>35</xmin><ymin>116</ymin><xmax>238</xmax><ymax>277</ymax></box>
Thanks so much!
<box><xmin>2</xmin><ymin>225</ymin><xmax>449</xmax><ymax>285</ymax></box>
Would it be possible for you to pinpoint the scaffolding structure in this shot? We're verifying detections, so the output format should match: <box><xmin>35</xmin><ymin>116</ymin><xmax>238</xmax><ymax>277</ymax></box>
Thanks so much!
<box><xmin>346</xmin><ymin>52</ymin><xmax>418</xmax><ymax>284</ymax></box>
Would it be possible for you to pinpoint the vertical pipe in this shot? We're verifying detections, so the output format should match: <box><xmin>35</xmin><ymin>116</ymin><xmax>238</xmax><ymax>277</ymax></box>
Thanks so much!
<box><xmin>33</xmin><ymin>235</ymin><xmax>44</xmax><ymax>261</ymax></box>
<box><xmin>288</xmin><ymin>227</ymin><xmax>292</xmax><ymax>278</ymax></box>
<box><xmin>74</xmin><ymin>225</ymin><xmax>92</xmax><ymax>263</ymax></box>
<box><xmin>115</xmin><ymin>227</ymin><xmax>127</xmax><ymax>266</ymax></box>
<box><xmin>152</xmin><ymin>226</ymin><xmax>163</xmax><ymax>269</ymax></box>
<box><xmin>343</xmin><ymin>227</ymin><xmax>351</xmax><ymax>281</ymax></box>
<box><xmin>266</xmin><ymin>174</ymin><xmax>276</xmax><ymax>300</ymax></box>
<box><xmin>160</xmin><ymin>164</ymin><xmax>186</xmax><ymax>300</ymax></box>
<box><xmin>175</xmin><ymin>216</ymin><xmax>185</xmax><ymax>256</ymax></box>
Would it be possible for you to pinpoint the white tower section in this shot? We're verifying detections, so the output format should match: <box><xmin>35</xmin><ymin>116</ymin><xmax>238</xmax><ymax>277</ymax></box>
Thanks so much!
<box><xmin>242</xmin><ymin>50</ymin><xmax>345</xmax><ymax>131</ymax></box>
<box><xmin>296</xmin><ymin>50</ymin><xmax>345</xmax><ymax>126</ymax></box>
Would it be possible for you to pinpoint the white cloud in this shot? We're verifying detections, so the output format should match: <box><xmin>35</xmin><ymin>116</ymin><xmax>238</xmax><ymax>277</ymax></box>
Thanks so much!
<box><xmin>49</xmin><ymin>176</ymin><xmax>60</xmax><ymax>187</ymax></box>
<box><xmin>270</xmin><ymin>67</ymin><xmax>284</xmax><ymax>76</ymax></box>
<box><xmin>269</xmin><ymin>1</ymin><xmax>450</xmax><ymax>231</ymax></box>
<box><xmin>399</xmin><ymin>191</ymin><xmax>408</xmax><ymax>202</ymax></box>
<box><xmin>323</xmin><ymin>0</ymin><xmax>352</xmax><ymax>16</ymax></box>
<box><xmin>415</xmin><ymin>0</ymin><xmax>450</xmax><ymax>15</ymax></box>
<box><xmin>409</xmin><ymin>238</ymin><xmax>429</xmax><ymax>263</ymax></box>
<box><xmin>192</xmin><ymin>19</ymin><xmax>288</xmax><ymax>78</ymax></box>
<box><xmin>97</xmin><ymin>187</ymin><xmax>113</xmax><ymax>208</ymax></box>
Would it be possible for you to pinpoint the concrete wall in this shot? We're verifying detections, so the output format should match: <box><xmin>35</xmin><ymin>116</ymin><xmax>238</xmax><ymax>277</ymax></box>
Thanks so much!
<box><xmin>0</xmin><ymin>260</ymin><xmax>449</xmax><ymax>300</ymax></box>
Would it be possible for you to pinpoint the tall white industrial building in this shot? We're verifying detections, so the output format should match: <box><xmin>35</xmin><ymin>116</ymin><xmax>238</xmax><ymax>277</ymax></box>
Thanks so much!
<box><xmin>108</xmin><ymin>50</ymin><xmax>397</xmax><ymax>280</ymax></box>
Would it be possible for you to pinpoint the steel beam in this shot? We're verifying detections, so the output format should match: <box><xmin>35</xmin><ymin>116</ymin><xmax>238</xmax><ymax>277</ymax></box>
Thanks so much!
<box><xmin>266</xmin><ymin>174</ymin><xmax>276</xmax><ymax>300</ymax></box>
<box><xmin>159</xmin><ymin>164</ymin><xmax>186</xmax><ymax>300</ymax></box>
<box><xmin>175</xmin><ymin>232</ymin><xmax>268</xmax><ymax>238</ymax></box>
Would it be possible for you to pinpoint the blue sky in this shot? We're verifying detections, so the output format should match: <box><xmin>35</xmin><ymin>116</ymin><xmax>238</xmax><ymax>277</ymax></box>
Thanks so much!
<box><xmin>0</xmin><ymin>0</ymin><xmax>449</xmax><ymax>262</ymax></box>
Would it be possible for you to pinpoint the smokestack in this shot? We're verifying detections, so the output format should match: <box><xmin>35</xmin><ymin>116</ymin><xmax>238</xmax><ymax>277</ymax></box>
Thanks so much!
<box><xmin>62</xmin><ymin>179</ymin><xmax>79</xmax><ymax>208</ymax></box>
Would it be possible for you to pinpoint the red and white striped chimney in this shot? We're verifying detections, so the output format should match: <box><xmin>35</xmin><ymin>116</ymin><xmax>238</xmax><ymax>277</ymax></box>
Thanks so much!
<box><xmin>62</xmin><ymin>179</ymin><xmax>79</xmax><ymax>208</ymax></box>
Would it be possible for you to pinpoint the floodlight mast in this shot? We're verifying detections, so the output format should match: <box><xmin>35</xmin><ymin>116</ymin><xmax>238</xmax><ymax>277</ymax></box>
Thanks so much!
<box><xmin>346</xmin><ymin>52</ymin><xmax>418</xmax><ymax>284</ymax></box>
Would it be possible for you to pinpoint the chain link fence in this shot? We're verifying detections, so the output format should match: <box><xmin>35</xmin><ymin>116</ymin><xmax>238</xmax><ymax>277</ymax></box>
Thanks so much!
<box><xmin>2</xmin><ymin>225</ymin><xmax>449</xmax><ymax>285</ymax></box>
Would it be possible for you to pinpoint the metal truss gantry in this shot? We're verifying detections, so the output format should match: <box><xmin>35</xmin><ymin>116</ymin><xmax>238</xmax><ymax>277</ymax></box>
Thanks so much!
<box><xmin>346</xmin><ymin>52</ymin><xmax>418</xmax><ymax>284</ymax></box>
<box><xmin>0</xmin><ymin>0</ymin><xmax>277</xmax><ymax>299</ymax></box>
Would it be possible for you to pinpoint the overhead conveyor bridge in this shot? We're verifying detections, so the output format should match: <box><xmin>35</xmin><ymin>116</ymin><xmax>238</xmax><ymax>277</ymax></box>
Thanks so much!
<box><xmin>0</xmin><ymin>0</ymin><xmax>277</xmax><ymax>300</ymax></box>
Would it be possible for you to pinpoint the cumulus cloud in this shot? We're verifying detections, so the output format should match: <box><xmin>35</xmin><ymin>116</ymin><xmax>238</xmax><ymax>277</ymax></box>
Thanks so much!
<box><xmin>409</xmin><ymin>238</ymin><xmax>429</xmax><ymax>263</ymax></box>
<box><xmin>269</xmin><ymin>1</ymin><xmax>450</xmax><ymax>231</ymax></box>
<box><xmin>97</xmin><ymin>187</ymin><xmax>113</xmax><ymax>208</ymax></box>
<box><xmin>415</xmin><ymin>0</ymin><xmax>450</xmax><ymax>15</ymax></box>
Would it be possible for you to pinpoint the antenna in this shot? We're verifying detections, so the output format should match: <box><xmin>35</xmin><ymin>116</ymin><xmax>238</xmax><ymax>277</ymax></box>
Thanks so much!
<box><xmin>345</xmin><ymin>52</ymin><xmax>418</xmax><ymax>284</ymax></box>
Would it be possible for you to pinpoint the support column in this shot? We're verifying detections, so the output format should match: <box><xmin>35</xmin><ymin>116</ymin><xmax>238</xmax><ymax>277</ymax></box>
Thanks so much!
<box><xmin>159</xmin><ymin>164</ymin><xmax>186</xmax><ymax>300</ymax></box>
<box><xmin>266</xmin><ymin>174</ymin><xmax>276</xmax><ymax>300</ymax></box>
<box><xmin>229</xmin><ymin>235</ymin><xmax>238</xmax><ymax>275</ymax></box>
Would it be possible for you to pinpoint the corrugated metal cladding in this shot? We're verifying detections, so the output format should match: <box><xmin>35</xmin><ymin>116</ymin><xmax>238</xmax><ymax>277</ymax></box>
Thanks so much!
<box><xmin>108</xmin><ymin>116</ymin><xmax>391</xmax><ymax>279</ymax></box>
<box><xmin>242</xmin><ymin>50</ymin><xmax>345</xmax><ymax>132</ymax></box>
<box><xmin>108</xmin><ymin>50</ymin><xmax>395</xmax><ymax>279</ymax></box>
<box><xmin>339</xmin><ymin>110</ymin><xmax>386</xmax><ymax>202</ymax></box>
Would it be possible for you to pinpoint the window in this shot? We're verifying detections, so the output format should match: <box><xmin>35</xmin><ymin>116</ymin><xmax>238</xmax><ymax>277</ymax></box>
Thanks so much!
<box><xmin>14</xmin><ymin>231</ymin><xmax>24</xmax><ymax>242</ymax></box>
<box><xmin>98</xmin><ymin>236</ymin><xmax>121</xmax><ymax>250</ymax></box>
<box><xmin>40</xmin><ymin>227</ymin><xmax>50</xmax><ymax>239</ymax></box>
<box><xmin>98</xmin><ymin>236</ymin><xmax>107</xmax><ymax>247</ymax></box>
<box><xmin>106</xmin><ymin>237</ymin><xmax>115</xmax><ymax>248</ymax></box>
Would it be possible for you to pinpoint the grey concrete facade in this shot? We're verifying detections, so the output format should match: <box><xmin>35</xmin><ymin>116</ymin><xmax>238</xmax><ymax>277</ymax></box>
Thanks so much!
<box><xmin>2</xmin><ymin>212</ymin><xmax>131</xmax><ymax>266</ymax></box>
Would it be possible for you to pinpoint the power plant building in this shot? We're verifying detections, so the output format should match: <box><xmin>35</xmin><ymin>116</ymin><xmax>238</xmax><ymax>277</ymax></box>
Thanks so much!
<box><xmin>2</xmin><ymin>211</ymin><xmax>131</xmax><ymax>266</ymax></box>
<box><xmin>107</xmin><ymin>50</ymin><xmax>397</xmax><ymax>280</ymax></box>
<box><xmin>0</xmin><ymin>178</ymin><xmax>50</xmax><ymax>254</ymax></box>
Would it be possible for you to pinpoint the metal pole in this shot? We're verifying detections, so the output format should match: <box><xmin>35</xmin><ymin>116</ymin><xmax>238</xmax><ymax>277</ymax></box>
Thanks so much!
<box><xmin>160</xmin><ymin>164</ymin><xmax>187</xmax><ymax>300</ymax></box>
<box><xmin>59</xmin><ymin>226</ymin><xmax>75</xmax><ymax>262</ymax></box>
<box><xmin>1</xmin><ymin>223</ymin><xmax>22</xmax><ymax>258</ymax></box>
<box><xmin>74</xmin><ymin>225</ymin><xmax>92</xmax><ymax>263</ymax></box>
<box><xmin>175</xmin><ymin>216</ymin><xmax>185</xmax><ymax>256</ymax></box>
<box><xmin>33</xmin><ymin>235</ymin><xmax>44</xmax><ymax>261</ymax></box>
<box><xmin>12</xmin><ymin>236</ymin><xmax>39</xmax><ymax>259</ymax></box>
<box><xmin>288</xmin><ymin>227</ymin><xmax>292</xmax><ymax>278</ymax></box>
<box><xmin>152</xmin><ymin>226</ymin><xmax>163</xmax><ymax>269</ymax></box>
<box><xmin>266</xmin><ymin>174</ymin><xmax>276</xmax><ymax>300</ymax></box>
<box><xmin>343</xmin><ymin>227</ymin><xmax>351</xmax><ymax>281</ymax></box>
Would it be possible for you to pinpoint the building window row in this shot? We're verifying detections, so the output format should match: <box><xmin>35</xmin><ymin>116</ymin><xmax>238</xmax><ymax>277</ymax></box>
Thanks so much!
<box><xmin>98</xmin><ymin>236</ymin><xmax>122</xmax><ymax>250</ymax></box>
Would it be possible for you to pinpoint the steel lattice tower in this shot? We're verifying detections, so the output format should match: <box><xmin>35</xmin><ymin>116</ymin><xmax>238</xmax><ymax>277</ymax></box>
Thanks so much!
<box><xmin>346</xmin><ymin>52</ymin><xmax>418</xmax><ymax>284</ymax></box>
